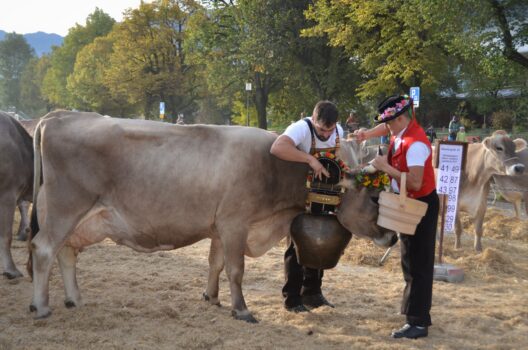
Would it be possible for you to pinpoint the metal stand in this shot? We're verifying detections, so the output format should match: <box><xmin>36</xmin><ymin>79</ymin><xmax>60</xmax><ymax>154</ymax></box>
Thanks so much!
<box><xmin>379</xmin><ymin>233</ymin><xmax>399</xmax><ymax>266</ymax></box>
<box><xmin>433</xmin><ymin>194</ymin><xmax>464</xmax><ymax>282</ymax></box>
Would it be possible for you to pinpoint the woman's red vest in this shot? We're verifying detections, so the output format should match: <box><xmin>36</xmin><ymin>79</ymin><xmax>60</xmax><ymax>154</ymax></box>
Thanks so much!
<box><xmin>387</xmin><ymin>119</ymin><xmax>436</xmax><ymax>199</ymax></box>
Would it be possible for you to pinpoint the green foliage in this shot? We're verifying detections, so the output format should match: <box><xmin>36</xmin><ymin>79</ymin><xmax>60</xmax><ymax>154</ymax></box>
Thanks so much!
<box><xmin>0</xmin><ymin>33</ymin><xmax>35</xmax><ymax>110</ymax></box>
<box><xmin>305</xmin><ymin>0</ymin><xmax>456</xmax><ymax>101</ymax></box>
<box><xmin>41</xmin><ymin>8</ymin><xmax>116</xmax><ymax>108</ymax></box>
<box><xmin>19</xmin><ymin>56</ymin><xmax>51</xmax><ymax>116</ymax></box>
<box><xmin>491</xmin><ymin>110</ymin><xmax>514</xmax><ymax>131</ymax></box>
<box><xmin>68</xmin><ymin>36</ymin><xmax>134</xmax><ymax>116</ymax></box>
<box><xmin>104</xmin><ymin>0</ymin><xmax>201</xmax><ymax>120</ymax></box>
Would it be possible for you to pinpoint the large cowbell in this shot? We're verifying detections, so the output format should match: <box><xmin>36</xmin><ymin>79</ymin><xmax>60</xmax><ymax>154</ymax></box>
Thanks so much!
<box><xmin>292</xmin><ymin>155</ymin><xmax>352</xmax><ymax>270</ymax></box>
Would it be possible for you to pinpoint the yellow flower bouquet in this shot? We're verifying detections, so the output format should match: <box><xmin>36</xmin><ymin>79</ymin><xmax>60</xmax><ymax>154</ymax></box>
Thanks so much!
<box><xmin>354</xmin><ymin>171</ymin><xmax>390</xmax><ymax>191</ymax></box>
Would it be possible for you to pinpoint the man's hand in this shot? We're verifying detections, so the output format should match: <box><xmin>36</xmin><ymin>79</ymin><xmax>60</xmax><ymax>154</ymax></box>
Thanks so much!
<box><xmin>354</xmin><ymin>129</ymin><xmax>367</xmax><ymax>143</ymax></box>
<box><xmin>308</xmin><ymin>156</ymin><xmax>330</xmax><ymax>180</ymax></box>
<box><xmin>371</xmin><ymin>154</ymin><xmax>389</xmax><ymax>173</ymax></box>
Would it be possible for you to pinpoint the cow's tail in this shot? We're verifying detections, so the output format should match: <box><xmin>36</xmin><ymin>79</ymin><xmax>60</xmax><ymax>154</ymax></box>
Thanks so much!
<box><xmin>27</xmin><ymin>120</ymin><xmax>43</xmax><ymax>280</ymax></box>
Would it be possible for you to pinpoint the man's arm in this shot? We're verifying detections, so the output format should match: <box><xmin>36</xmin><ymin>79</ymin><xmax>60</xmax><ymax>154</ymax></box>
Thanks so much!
<box><xmin>354</xmin><ymin>123</ymin><xmax>388</xmax><ymax>142</ymax></box>
<box><xmin>270</xmin><ymin>135</ymin><xmax>329</xmax><ymax>180</ymax></box>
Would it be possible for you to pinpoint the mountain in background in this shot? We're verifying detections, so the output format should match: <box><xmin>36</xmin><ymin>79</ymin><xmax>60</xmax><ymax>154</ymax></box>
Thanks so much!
<box><xmin>0</xmin><ymin>30</ymin><xmax>63</xmax><ymax>56</ymax></box>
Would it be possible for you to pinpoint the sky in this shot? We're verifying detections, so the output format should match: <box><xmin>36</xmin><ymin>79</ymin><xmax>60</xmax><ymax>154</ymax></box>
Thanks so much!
<box><xmin>0</xmin><ymin>0</ymin><xmax>147</xmax><ymax>36</ymax></box>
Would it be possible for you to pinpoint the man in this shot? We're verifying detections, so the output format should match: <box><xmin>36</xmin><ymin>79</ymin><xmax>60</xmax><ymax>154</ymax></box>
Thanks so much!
<box><xmin>448</xmin><ymin>116</ymin><xmax>460</xmax><ymax>141</ymax></box>
<box><xmin>270</xmin><ymin>100</ymin><xmax>344</xmax><ymax>312</ymax></box>
<box><xmin>426</xmin><ymin>125</ymin><xmax>437</xmax><ymax>144</ymax></box>
<box><xmin>355</xmin><ymin>95</ymin><xmax>439</xmax><ymax>339</ymax></box>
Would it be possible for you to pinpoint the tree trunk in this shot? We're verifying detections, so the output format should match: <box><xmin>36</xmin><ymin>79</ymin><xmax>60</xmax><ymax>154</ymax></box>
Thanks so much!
<box><xmin>254</xmin><ymin>72</ymin><xmax>268</xmax><ymax>130</ymax></box>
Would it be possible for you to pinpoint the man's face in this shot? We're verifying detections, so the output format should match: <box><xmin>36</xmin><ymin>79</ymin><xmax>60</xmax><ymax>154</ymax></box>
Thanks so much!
<box><xmin>385</xmin><ymin>115</ymin><xmax>404</xmax><ymax>135</ymax></box>
<box><xmin>313</xmin><ymin>118</ymin><xmax>336</xmax><ymax>141</ymax></box>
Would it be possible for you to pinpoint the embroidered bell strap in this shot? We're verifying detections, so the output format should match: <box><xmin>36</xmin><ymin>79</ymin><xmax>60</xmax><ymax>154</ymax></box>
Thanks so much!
<box><xmin>306</xmin><ymin>192</ymin><xmax>341</xmax><ymax>206</ymax></box>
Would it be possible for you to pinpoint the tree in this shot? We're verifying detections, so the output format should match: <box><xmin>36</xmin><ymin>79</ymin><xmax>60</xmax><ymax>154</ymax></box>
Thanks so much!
<box><xmin>0</xmin><ymin>33</ymin><xmax>35</xmax><ymax>110</ymax></box>
<box><xmin>104</xmin><ymin>0</ymin><xmax>201</xmax><ymax>121</ymax></box>
<box><xmin>68</xmin><ymin>36</ymin><xmax>135</xmax><ymax>116</ymax></box>
<box><xmin>41</xmin><ymin>8</ymin><xmax>116</xmax><ymax>108</ymax></box>
<box><xmin>19</xmin><ymin>55</ymin><xmax>51</xmax><ymax>116</ymax></box>
<box><xmin>305</xmin><ymin>0</ymin><xmax>459</xmax><ymax>102</ymax></box>
<box><xmin>187</xmin><ymin>0</ymin><xmax>297</xmax><ymax>129</ymax></box>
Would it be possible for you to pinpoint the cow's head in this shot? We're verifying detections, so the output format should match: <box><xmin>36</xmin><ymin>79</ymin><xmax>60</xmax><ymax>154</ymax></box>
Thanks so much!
<box><xmin>336</xmin><ymin>179</ymin><xmax>398</xmax><ymax>248</ymax></box>
<box><xmin>483</xmin><ymin>133</ymin><xmax>526</xmax><ymax>176</ymax></box>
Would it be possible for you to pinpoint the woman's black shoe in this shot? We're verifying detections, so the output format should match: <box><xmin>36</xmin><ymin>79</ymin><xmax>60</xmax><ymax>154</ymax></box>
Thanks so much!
<box><xmin>390</xmin><ymin>324</ymin><xmax>428</xmax><ymax>339</ymax></box>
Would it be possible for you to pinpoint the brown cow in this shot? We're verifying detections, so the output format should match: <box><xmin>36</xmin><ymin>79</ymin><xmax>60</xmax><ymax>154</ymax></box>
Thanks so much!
<box><xmin>455</xmin><ymin>134</ymin><xmax>526</xmax><ymax>251</ymax></box>
<box><xmin>0</xmin><ymin>112</ymin><xmax>33</xmax><ymax>278</ymax></box>
<box><xmin>29</xmin><ymin>111</ymin><xmax>397</xmax><ymax>322</ymax></box>
<box><xmin>492</xmin><ymin>146</ymin><xmax>528</xmax><ymax>219</ymax></box>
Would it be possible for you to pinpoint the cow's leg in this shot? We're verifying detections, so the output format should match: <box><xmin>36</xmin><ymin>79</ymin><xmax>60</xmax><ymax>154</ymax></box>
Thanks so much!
<box><xmin>203</xmin><ymin>237</ymin><xmax>224</xmax><ymax>306</ymax></box>
<box><xmin>473</xmin><ymin>206</ymin><xmax>487</xmax><ymax>252</ymax></box>
<box><xmin>218</xmin><ymin>224</ymin><xmax>256</xmax><ymax>323</ymax></box>
<box><xmin>30</xmin><ymin>232</ymin><xmax>57</xmax><ymax>318</ymax></box>
<box><xmin>31</xmin><ymin>198</ymin><xmax>89</xmax><ymax>319</ymax></box>
<box><xmin>454</xmin><ymin>215</ymin><xmax>463</xmax><ymax>249</ymax></box>
<box><xmin>524</xmin><ymin>193</ymin><xmax>528</xmax><ymax>217</ymax></box>
<box><xmin>57</xmin><ymin>245</ymin><xmax>82</xmax><ymax>308</ymax></box>
<box><xmin>513</xmin><ymin>199</ymin><xmax>521</xmax><ymax>220</ymax></box>
<box><xmin>16</xmin><ymin>200</ymin><xmax>31</xmax><ymax>241</ymax></box>
<box><xmin>0</xmin><ymin>196</ymin><xmax>23</xmax><ymax>278</ymax></box>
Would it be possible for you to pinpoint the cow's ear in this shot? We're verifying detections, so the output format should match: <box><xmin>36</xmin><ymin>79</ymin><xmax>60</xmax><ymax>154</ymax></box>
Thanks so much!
<box><xmin>513</xmin><ymin>138</ymin><xmax>527</xmax><ymax>152</ymax></box>
<box><xmin>482</xmin><ymin>136</ymin><xmax>493</xmax><ymax>150</ymax></box>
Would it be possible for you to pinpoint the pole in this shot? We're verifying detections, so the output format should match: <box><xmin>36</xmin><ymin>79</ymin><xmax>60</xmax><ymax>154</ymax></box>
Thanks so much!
<box><xmin>246</xmin><ymin>90</ymin><xmax>249</xmax><ymax>127</ymax></box>
<box><xmin>438</xmin><ymin>194</ymin><xmax>447</xmax><ymax>264</ymax></box>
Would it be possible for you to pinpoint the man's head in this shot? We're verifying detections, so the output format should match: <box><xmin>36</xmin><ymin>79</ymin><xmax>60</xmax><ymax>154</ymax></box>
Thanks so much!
<box><xmin>311</xmin><ymin>100</ymin><xmax>338</xmax><ymax>141</ymax></box>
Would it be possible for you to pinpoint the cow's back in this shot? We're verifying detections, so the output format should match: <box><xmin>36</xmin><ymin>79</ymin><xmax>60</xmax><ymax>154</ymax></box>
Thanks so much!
<box><xmin>0</xmin><ymin>112</ymin><xmax>33</xmax><ymax>200</ymax></box>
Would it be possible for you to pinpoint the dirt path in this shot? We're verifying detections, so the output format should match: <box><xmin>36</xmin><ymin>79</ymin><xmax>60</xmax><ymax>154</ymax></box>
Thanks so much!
<box><xmin>1</xmin><ymin>207</ymin><xmax>527</xmax><ymax>349</ymax></box>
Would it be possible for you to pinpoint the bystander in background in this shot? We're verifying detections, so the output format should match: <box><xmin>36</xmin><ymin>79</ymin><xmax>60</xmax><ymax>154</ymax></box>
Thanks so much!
<box><xmin>456</xmin><ymin>126</ymin><xmax>467</xmax><ymax>142</ymax></box>
<box><xmin>448</xmin><ymin>116</ymin><xmax>460</xmax><ymax>141</ymax></box>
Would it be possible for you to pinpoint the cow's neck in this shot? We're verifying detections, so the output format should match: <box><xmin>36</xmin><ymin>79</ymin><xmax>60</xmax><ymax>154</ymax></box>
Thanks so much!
<box><xmin>462</xmin><ymin>144</ymin><xmax>496</xmax><ymax>190</ymax></box>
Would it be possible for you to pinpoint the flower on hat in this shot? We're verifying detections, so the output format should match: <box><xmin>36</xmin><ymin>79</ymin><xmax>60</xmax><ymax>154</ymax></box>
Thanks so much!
<box><xmin>378</xmin><ymin>95</ymin><xmax>411</xmax><ymax>122</ymax></box>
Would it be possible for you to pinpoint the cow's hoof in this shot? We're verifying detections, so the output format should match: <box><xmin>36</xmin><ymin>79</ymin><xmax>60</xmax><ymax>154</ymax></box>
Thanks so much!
<box><xmin>29</xmin><ymin>304</ymin><xmax>37</xmax><ymax>312</ymax></box>
<box><xmin>16</xmin><ymin>233</ymin><xmax>28</xmax><ymax>241</ymax></box>
<box><xmin>203</xmin><ymin>292</ymin><xmax>221</xmax><ymax>306</ymax></box>
<box><xmin>3</xmin><ymin>271</ymin><xmax>23</xmax><ymax>279</ymax></box>
<box><xmin>231</xmin><ymin>310</ymin><xmax>258</xmax><ymax>324</ymax></box>
<box><xmin>64</xmin><ymin>300</ymin><xmax>77</xmax><ymax>308</ymax></box>
<box><xmin>34</xmin><ymin>310</ymin><xmax>52</xmax><ymax>319</ymax></box>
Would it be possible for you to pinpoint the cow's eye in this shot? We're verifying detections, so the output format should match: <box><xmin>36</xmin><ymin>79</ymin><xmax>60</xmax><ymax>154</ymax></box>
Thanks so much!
<box><xmin>496</xmin><ymin>146</ymin><xmax>503</xmax><ymax>152</ymax></box>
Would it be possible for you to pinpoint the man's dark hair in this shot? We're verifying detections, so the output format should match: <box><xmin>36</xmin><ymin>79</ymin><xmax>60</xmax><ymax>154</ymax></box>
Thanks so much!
<box><xmin>312</xmin><ymin>101</ymin><xmax>338</xmax><ymax>127</ymax></box>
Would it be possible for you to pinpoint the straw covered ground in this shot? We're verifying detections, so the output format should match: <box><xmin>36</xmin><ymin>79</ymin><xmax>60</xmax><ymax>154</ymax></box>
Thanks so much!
<box><xmin>1</xmin><ymin>204</ymin><xmax>527</xmax><ymax>349</ymax></box>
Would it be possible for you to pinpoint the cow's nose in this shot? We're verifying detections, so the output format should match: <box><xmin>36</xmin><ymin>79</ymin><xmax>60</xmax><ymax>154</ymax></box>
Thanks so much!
<box><xmin>514</xmin><ymin>164</ymin><xmax>525</xmax><ymax>174</ymax></box>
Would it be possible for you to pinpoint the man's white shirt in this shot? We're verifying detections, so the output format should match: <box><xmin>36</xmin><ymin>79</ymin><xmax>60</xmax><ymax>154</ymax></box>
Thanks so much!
<box><xmin>283</xmin><ymin>119</ymin><xmax>344</xmax><ymax>153</ymax></box>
